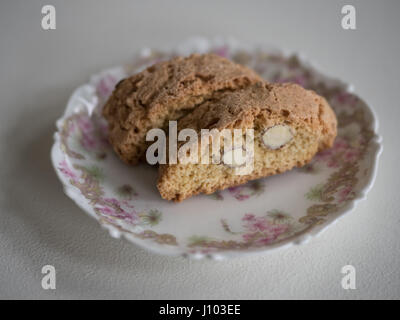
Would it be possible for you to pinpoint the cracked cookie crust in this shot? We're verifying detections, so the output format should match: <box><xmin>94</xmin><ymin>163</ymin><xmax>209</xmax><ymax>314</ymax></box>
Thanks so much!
<box><xmin>102</xmin><ymin>53</ymin><xmax>263</xmax><ymax>165</ymax></box>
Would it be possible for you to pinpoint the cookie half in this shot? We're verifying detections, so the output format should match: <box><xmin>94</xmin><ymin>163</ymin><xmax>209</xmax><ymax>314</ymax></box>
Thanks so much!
<box><xmin>157</xmin><ymin>82</ymin><xmax>337</xmax><ymax>202</ymax></box>
<box><xmin>102</xmin><ymin>53</ymin><xmax>263</xmax><ymax>165</ymax></box>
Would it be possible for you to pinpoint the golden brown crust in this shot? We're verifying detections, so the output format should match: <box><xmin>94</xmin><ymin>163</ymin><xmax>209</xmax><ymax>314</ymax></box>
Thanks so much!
<box><xmin>102</xmin><ymin>53</ymin><xmax>263</xmax><ymax>164</ymax></box>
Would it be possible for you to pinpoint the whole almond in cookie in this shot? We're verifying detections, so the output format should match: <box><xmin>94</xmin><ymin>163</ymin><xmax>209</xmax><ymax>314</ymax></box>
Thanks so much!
<box><xmin>261</xmin><ymin>124</ymin><xmax>295</xmax><ymax>150</ymax></box>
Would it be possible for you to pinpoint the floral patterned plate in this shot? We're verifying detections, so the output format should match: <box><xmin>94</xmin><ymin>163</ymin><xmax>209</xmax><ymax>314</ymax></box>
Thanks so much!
<box><xmin>51</xmin><ymin>38</ymin><xmax>382</xmax><ymax>259</ymax></box>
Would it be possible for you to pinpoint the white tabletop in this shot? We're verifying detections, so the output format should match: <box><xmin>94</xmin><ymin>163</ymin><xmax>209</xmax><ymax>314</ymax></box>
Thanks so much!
<box><xmin>0</xmin><ymin>0</ymin><xmax>398</xmax><ymax>299</ymax></box>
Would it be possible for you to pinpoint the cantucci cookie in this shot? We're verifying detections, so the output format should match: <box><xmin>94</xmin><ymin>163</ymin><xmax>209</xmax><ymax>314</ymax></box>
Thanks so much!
<box><xmin>102</xmin><ymin>53</ymin><xmax>263</xmax><ymax>165</ymax></box>
<box><xmin>157</xmin><ymin>82</ymin><xmax>337</xmax><ymax>202</ymax></box>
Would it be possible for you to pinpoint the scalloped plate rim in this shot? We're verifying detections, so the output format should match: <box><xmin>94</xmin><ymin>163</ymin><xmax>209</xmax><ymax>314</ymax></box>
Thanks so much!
<box><xmin>50</xmin><ymin>40</ymin><xmax>383</xmax><ymax>260</ymax></box>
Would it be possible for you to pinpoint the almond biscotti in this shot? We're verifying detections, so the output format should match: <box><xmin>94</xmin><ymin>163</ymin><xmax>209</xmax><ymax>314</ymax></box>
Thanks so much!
<box><xmin>102</xmin><ymin>53</ymin><xmax>263</xmax><ymax>165</ymax></box>
<box><xmin>157</xmin><ymin>82</ymin><xmax>337</xmax><ymax>202</ymax></box>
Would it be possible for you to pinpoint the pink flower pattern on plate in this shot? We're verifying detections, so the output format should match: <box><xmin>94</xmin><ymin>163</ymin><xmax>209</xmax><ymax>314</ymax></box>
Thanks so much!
<box><xmin>241</xmin><ymin>213</ymin><xmax>289</xmax><ymax>245</ymax></box>
<box><xmin>95</xmin><ymin>197</ymin><xmax>138</xmax><ymax>224</ymax></box>
<box><xmin>228</xmin><ymin>186</ymin><xmax>250</xmax><ymax>201</ymax></box>
<box><xmin>332</xmin><ymin>91</ymin><xmax>358</xmax><ymax>107</ymax></box>
<box><xmin>96</xmin><ymin>74</ymin><xmax>118</xmax><ymax>101</ymax></box>
<box><xmin>337</xmin><ymin>186</ymin><xmax>354</xmax><ymax>203</ymax></box>
<box><xmin>315</xmin><ymin>136</ymin><xmax>360</xmax><ymax>168</ymax></box>
<box><xmin>213</xmin><ymin>46</ymin><xmax>229</xmax><ymax>58</ymax></box>
<box><xmin>58</xmin><ymin>160</ymin><xmax>77</xmax><ymax>181</ymax></box>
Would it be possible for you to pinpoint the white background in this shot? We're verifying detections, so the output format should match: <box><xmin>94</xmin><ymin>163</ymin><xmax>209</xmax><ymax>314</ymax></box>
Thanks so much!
<box><xmin>0</xmin><ymin>0</ymin><xmax>399</xmax><ymax>299</ymax></box>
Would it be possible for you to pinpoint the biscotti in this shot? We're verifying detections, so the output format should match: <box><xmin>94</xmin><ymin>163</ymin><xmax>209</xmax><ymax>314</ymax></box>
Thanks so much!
<box><xmin>102</xmin><ymin>53</ymin><xmax>263</xmax><ymax>165</ymax></box>
<box><xmin>157</xmin><ymin>82</ymin><xmax>337</xmax><ymax>202</ymax></box>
